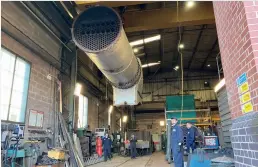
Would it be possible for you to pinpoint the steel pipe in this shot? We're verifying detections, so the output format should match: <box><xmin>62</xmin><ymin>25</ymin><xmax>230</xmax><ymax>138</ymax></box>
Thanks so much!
<box><xmin>166</xmin><ymin>109</ymin><xmax>211</xmax><ymax>112</ymax></box>
<box><xmin>71</xmin><ymin>6</ymin><xmax>141</xmax><ymax>89</ymax></box>
<box><xmin>20</xmin><ymin>1</ymin><xmax>72</xmax><ymax>52</ymax></box>
<box><xmin>166</xmin><ymin>120</ymin><xmax>171</xmax><ymax>163</ymax></box>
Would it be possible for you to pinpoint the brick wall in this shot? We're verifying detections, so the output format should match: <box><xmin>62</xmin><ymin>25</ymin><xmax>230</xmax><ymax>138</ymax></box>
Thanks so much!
<box><xmin>77</xmin><ymin>88</ymin><xmax>120</xmax><ymax>133</ymax></box>
<box><xmin>87</xmin><ymin>95</ymin><xmax>100</xmax><ymax>130</ymax></box>
<box><xmin>231</xmin><ymin>112</ymin><xmax>258</xmax><ymax>167</ymax></box>
<box><xmin>88</xmin><ymin>99</ymin><xmax>120</xmax><ymax>133</ymax></box>
<box><xmin>2</xmin><ymin>32</ymin><xmax>58</xmax><ymax>151</ymax></box>
<box><xmin>2</xmin><ymin>2</ymin><xmax>61</xmax><ymax>60</ymax></box>
<box><xmin>143</xmin><ymin>78</ymin><xmax>218</xmax><ymax>103</ymax></box>
<box><xmin>135</xmin><ymin>113</ymin><xmax>165</xmax><ymax>134</ymax></box>
<box><xmin>213</xmin><ymin>1</ymin><xmax>258</xmax><ymax>167</ymax></box>
<box><xmin>213</xmin><ymin>1</ymin><xmax>258</xmax><ymax>118</ymax></box>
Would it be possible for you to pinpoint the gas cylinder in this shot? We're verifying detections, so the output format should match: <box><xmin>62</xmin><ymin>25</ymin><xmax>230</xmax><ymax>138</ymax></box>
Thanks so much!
<box><xmin>96</xmin><ymin>137</ymin><xmax>103</xmax><ymax>156</ymax></box>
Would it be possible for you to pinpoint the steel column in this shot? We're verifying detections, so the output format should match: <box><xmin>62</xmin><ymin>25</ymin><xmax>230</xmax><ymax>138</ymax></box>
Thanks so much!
<box><xmin>166</xmin><ymin>120</ymin><xmax>171</xmax><ymax>163</ymax></box>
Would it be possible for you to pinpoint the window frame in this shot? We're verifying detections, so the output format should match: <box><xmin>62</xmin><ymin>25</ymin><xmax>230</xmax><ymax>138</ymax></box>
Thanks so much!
<box><xmin>1</xmin><ymin>46</ymin><xmax>31</xmax><ymax>124</ymax></box>
<box><xmin>77</xmin><ymin>94</ymin><xmax>89</xmax><ymax>128</ymax></box>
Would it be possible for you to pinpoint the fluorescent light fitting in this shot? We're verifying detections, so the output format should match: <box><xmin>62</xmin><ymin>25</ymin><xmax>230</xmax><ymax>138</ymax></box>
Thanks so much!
<box><xmin>186</xmin><ymin>1</ymin><xmax>195</xmax><ymax>8</ymax></box>
<box><xmin>108</xmin><ymin>105</ymin><xmax>113</xmax><ymax>114</ymax></box>
<box><xmin>214</xmin><ymin>78</ymin><xmax>225</xmax><ymax>93</ymax></box>
<box><xmin>130</xmin><ymin>39</ymin><xmax>144</xmax><ymax>46</ymax></box>
<box><xmin>133</xmin><ymin>48</ymin><xmax>139</xmax><ymax>53</ymax></box>
<box><xmin>160</xmin><ymin>121</ymin><xmax>165</xmax><ymax>126</ymax></box>
<box><xmin>74</xmin><ymin>83</ymin><xmax>82</xmax><ymax>96</ymax></box>
<box><xmin>123</xmin><ymin>116</ymin><xmax>128</xmax><ymax>123</ymax></box>
<box><xmin>135</xmin><ymin>53</ymin><xmax>146</xmax><ymax>57</ymax></box>
<box><xmin>179</xmin><ymin>44</ymin><xmax>184</xmax><ymax>49</ymax></box>
<box><xmin>141</xmin><ymin>62</ymin><xmax>160</xmax><ymax>68</ymax></box>
<box><xmin>108</xmin><ymin>112</ymin><xmax>111</xmax><ymax>126</ymax></box>
<box><xmin>130</xmin><ymin>35</ymin><xmax>161</xmax><ymax>47</ymax></box>
<box><xmin>108</xmin><ymin>105</ymin><xmax>113</xmax><ymax>125</ymax></box>
<box><xmin>144</xmin><ymin>35</ymin><xmax>161</xmax><ymax>43</ymax></box>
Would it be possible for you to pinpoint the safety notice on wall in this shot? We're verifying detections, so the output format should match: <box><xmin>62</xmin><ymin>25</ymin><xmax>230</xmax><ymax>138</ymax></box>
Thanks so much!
<box><xmin>236</xmin><ymin>73</ymin><xmax>253</xmax><ymax>114</ymax></box>
<box><xmin>240</xmin><ymin>92</ymin><xmax>251</xmax><ymax>104</ymax></box>
<box><xmin>242</xmin><ymin>102</ymin><xmax>254</xmax><ymax>113</ymax></box>
<box><xmin>239</xmin><ymin>82</ymin><xmax>249</xmax><ymax>94</ymax></box>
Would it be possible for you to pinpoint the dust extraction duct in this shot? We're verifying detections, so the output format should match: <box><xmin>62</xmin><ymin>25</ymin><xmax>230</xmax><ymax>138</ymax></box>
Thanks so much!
<box><xmin>71</xmin><ymin>6</ymin><xmax>142</xmax><ymax>90</ymax></box>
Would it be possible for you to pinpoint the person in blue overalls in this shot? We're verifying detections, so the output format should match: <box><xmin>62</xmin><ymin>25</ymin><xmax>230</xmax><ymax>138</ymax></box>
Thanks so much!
<box><xmin>130</xmin><ymin>134</ymin><xmax>137</xmax><ymax>159</ymax></box>
<box><xmin>186</xmin><ymin>122</ymin><xmax>196</xmax><ymax>153</ymax></box>
<box><xmin>171</xmin><ymin>117</ymin><xmax>184</xmax><ymax>167</ymax></box>
<box><xmin>103</xmin><ymin>133</ymin><xmax>112</xmax><ymax>161</ymax></box>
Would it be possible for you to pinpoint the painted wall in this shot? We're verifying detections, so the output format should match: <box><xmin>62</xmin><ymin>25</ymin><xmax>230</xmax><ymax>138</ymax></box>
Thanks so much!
<box><xmin>143</xmin><ymin>78</ymin><xmax>218</xmax><ymax>102</ymax></box>
<box><xmin>2</xmin><ymin>32</ymin><xmax>58</xmax><ymax>153</ymax></box>
<box><xmin>135</xmin><ymin>113</ymin><xmax>165</xmax><ymax>134</ymax></box>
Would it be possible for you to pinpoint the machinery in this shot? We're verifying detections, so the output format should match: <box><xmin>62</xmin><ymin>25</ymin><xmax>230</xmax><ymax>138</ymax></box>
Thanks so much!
<box><xmin>72</xmin><ymin>6</ymin><xmax>143</xmax><ymax>106</ymax></box>
<box><xmin>1</xmin><ymin>124</ymin><xmax>26</xmax><ymax>167</ymax></box>
<box><xmin>112</xmin><ymin>131</ymin><xmax>121</xmax><ymax>153</ymax></box>
<box><xmin>203</xmin><ymin>136</ymin><xmax>219</xmax><ymax>150</ymax></box>
<box><xmin>161</xmin><ymin>132</ymin><xmax>167</xmax><ymax>153</ymax></box>
<box><xmin>77</xmin><ymin>129</ymin><xmax>96</xmax><ymax>157</ymax></box>
<box><xmin>23</xmin><ymin>141</ymin><xmax>41</xmax><ymax>167</ymax></box>
<box><xmin>95</xmin><ymin>128</ymin><xmax>108</xmax><ymax>137</ymax></box>
<box><xmin>187</xmin><ymin>148</ymin><xmax>234</xmax><ymax>167</ymax></box>
<box><xmin>123</xmin><ymin>130</ymin><xmax>153</xmax><ymax>156</ymax></box>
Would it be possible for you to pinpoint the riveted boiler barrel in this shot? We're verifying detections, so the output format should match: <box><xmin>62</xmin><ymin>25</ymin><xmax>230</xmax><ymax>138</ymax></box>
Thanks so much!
<box><xmin>72</xmin><ymin>6</ymin><xmax>141</xmax><ymax>89</ymax></box>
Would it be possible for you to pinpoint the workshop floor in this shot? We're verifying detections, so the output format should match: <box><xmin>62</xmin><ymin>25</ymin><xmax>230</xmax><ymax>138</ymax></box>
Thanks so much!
<box><xmin>89</xmin><ymin>152</ymin><xmax>174</xmax><ymax>167</ymax></box>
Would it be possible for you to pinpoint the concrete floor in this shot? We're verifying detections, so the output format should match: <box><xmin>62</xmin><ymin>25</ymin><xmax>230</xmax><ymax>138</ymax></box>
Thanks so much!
<box><xmin>89</xmin><ymin>152</ymin><xmax>174</xmax><ymax>167</ymax></box>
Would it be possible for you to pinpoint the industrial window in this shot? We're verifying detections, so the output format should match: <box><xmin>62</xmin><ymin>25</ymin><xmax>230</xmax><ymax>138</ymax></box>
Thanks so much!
<box><xmin>78</xmin><ymin>94</ymin><xmax>88</xmax><ymax>128</ymax></box>
<box><xmin>0</xmin><ymin>47</ymin><xmax>31</xmax><ymax>123</ymax></box>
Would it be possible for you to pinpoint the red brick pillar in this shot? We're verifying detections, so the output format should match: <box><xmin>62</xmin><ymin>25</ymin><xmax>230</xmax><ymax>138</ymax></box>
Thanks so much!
<box><xmin>213</xmin><ymin>1</ymin><xmax>258</xmax><ymax>167</ymax></box>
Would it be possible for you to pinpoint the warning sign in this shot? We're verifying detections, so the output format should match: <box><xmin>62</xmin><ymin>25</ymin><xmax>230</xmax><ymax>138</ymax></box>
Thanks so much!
<box><xmin>242</xmin><ymin>102</ymin><xmax>253</xmax><ymax>113</ymax></box>
<box><xmin>240</xmin><ymin>92</ymin><xmax>251</xmax><ymax>104</ymax></box>
<box><xmin>239</xmin><ymin>82</ymin><xmax>249</xmax><ymax>94</ymax></box>
<box><xmin>237</xmin><ymin>72</ymin><xmax>253</xmax><ymax>114</ymax></box>
<box><xmin>237</xmin><ymin>73</ymin><xmax>247</xmax><ymax>86</ymax></box>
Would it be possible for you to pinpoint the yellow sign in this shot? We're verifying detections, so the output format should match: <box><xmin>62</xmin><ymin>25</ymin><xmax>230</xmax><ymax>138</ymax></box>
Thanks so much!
<box><xmin>242</xmin><ymin>102</ymin><xmax>253</xmax><ymax>113</ymax></box>
<box><xmin>241</xmin><ymin>92</ymin><xmax>251</xmax><ymax>104</ymax></box>
<box><xmin>239</xmin><ymin>82</ymin><xmax>249</xmax><ymax>94</ymax></box>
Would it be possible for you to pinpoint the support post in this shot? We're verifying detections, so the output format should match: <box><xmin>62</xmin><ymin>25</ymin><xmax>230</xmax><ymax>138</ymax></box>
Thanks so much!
<box><xmin>166</xmin><ymin>120</ymin><xmax>171</xmax><ymax>163</ymax></box>
<box><xmin>68</xmin><ymin>50</ymin><xmax>77</xmax><ymax>133</ymax></box>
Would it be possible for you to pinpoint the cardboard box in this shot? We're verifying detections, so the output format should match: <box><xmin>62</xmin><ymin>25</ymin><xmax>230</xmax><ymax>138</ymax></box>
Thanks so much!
<box><xmin>35</xmin><ymin>163</ymin><xmax>64</xmax><ymax>167</ymax></box>
<box><xmin>48</xmin><ymin>149</ymin><xmax>65</xmax><ymax>160</ymax></box>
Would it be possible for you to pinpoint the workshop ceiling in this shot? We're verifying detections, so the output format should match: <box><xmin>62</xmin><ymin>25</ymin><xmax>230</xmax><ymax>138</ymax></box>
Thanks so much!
<box><xmin>74</xmin><ymin>1</ymin><xmax>219</xmax><ymax>78</ymax></box>
<box><xmin>25</xmin><ymin>1</ymin><xmax>219</xmax><ymax>79</ymax></box>
<box><xmin>128</xmin><ymin>24</ymin><xmax>219</xmax><ymax>75</ymax></box>
<box><xmin>75</xmin><ymin>1</ymin><xmax>156</xmax><ymax>9</ymax></box>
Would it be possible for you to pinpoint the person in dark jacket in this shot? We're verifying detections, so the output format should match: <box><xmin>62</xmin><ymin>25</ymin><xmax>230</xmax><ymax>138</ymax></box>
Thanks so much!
<box><xmin>186</xmin><ymin>122</ymin><xmax>196</xmax><ymax>153</ymax></box>
<box><xmin>171</xmin><ymin>117</ymin><xmax>184</xmax><ymax>167</ymax></box>
<box><xmin>130</xmin><ymin>134</ymin><xmax>137</xmax><ymax>159</ymax></box>
<box><xmin>103</xmin><ymin>133</ymin><xmax>112</xmax><ymax>161</ymax></box>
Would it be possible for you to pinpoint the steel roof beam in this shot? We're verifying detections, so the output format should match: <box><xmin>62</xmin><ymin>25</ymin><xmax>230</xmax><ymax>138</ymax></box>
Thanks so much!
<box><xmin>201</xmin><ymin>38</ymin><xmax>218</xmax><ymax>69</ymax></box>
<box><xmin>123</xmin><ymin>2</ymin><xmax>215</xmax><ymax>32</ymax></box>
<box><xmin>187</xmin><ymin>25</ymin><xmax>206</xmax><ymax>69</ymax></box>
<box><xmin>75</xmin><ymin>1</ymin><xmax>155</xmax><ymax>8</ymax></box>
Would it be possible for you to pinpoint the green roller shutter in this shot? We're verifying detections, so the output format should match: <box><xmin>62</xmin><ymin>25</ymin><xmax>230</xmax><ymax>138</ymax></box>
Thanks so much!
<box><xmin>166</xmin><ymin>95</ymin><xmax>196</xmax><ymax>123</ymax></box>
